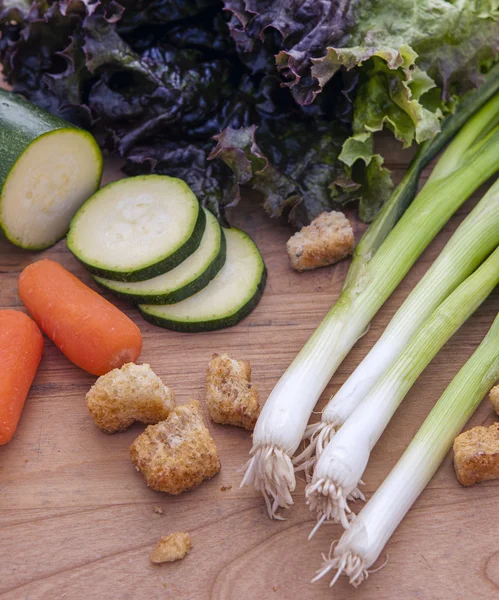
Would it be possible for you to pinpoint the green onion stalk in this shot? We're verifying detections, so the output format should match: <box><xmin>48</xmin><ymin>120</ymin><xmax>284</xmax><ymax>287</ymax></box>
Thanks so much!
<box><xmin>314</xmin><ymin>312</ymin><xmax>499</xmax><ymax>588</ymax></box>
<box><xmin>306</xmin><ymin>240</ymin><xmax>499</xmax><ymax>530</ymax></box>
<box><xmin>295</xmin><ymin>172</ymin><xmax>499</xmax><ymax>479</ymax></box>
<box><xmin>242</xmin><ymin>83</ymin><xmax>499</xmax><ymax>519</ymax></box>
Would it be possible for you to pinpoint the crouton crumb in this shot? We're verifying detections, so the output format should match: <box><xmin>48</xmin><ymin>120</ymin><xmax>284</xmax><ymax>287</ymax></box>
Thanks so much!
<box><xmin>130</xmin><ymin>400</ymin><xmax>220</xmax><ymax>495</ymax></box>
<box><xmin>453</xmin><ymin>422</ymin><xmax>499</xmax><ymax>486</ymax></box>
<box><xmin>153</xmin><ymin>506</ymin><xmax>164</xmax><ymax>515</ymax></box>
<box><xmin>490</xmin><ymin>385</ymin><xmax>499</xmax><ymax>415</ymax></box>
<box><xmin>220</xmin><ymin>484</ymin><xmax>232</xmax><ymax>492</ymax></box>
<box><xmin>286</xmin><ymin>211</ymin><xmax>354</xmax><ymax>272</ymax></box>
<box><xmin>206</xmin><ymin>353</ymin><xmax>260</xmax><ymax>430</ymax></box>
<box><xmin>85</xmin><ymin>363</ymin><xmax>175</xmax><ymax>434</ymax></box>
<box><xmin>150</xmin><ymin>532</ymin><xmax>192</xmax><ymax>564</ymax></box>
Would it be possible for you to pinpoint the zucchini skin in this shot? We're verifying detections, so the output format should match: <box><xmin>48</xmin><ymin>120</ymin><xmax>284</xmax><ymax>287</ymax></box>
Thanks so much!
<box><xmin>69</xmin><ymin>200</ymin><xmax>207</xmax><ymax>282</ymax></box>
<box><xmin>139</xmin><ymin>266</ymin><xmax>267</xmax><ymax>332</ymax></box>
<box><xmin>95</xmin><ymin>228</ymin><xmax>227</xmax><ymax>304</ymax></box>
<box><xmin>0</xmin><ymin>89</ymin><xmax>103</xmax><ymax>249</ymax></box>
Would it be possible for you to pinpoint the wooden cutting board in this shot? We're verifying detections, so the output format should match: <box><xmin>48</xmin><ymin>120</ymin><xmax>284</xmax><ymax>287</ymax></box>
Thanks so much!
<box><xmin>1</xmin><ymin>143</ymin><xmax>499</xmax><ymax>600</ymax></box>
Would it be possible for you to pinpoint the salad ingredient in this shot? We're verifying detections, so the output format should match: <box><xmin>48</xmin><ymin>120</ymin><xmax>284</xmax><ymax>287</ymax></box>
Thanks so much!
<box><xmin>242</xmin><ymin>92</ymin><xmax>499</xmax><ymax>518</ymax></box>
<box><xmin>130</xmin><ymin>401</ymin><xmax>220</xmax><ymax>495</ymax></box>
<box><xmin>140</xmin><ymin>228</ymin><xmax>266</xmax><ymax>332</ymax></box>
<box><xmin>0</xmin><ymin>310</ymin><xmax>43</xmax><ymax>445</ymax></box>
<box><xmin>227</xmin><ymin>0</ymin><xmax>499</xmax><ymax>168</ymax></box>
<box><xmin>296</xmin><ymin>174</ymin><xmax>499</xmax><ymax>475</ymax></box>
<box><xmin>67</xmin><ymin>175</ymin><xmax>205</xmax><ymax>282</ymax></box>
<box><xmin>207</xmin><ymin>122</ymin><xmax>381</xmax><ymax>227</ymax></box>
<box><xmin>18</xmin><ymin>260</ymin><xmax>142</xmax><ymax>376</ymax></box>
<box><xmin>0</xmin><ymin>89</ymin><xmax>102</xmax><ymax>250</ymax></box>
<box><xmin>94</xmin><ymin>209</ymin><xmax>225</xmax><ymax>304</ymax></box>
<box><xmin>286</xmin><ymin>211</ymin><xmax>354</xmax><ymax>272</ymax></box>
<box><xmin>453</xmin><ymin>423</ymin><xmax>499</xmax><ymax>486</ymax></box>
<box><xmin>206</xmin><ymin>353</ymin><xmax>260</xmax><ymax>431</ymax></box>
<box><xmin>85</xmin><ymin>363</ymin><xmax>175</xmax><ymax>434</ymax></box>
<box><xmin>3</xmin><ymin>3</ymin><xmax>498</xmax><ymax>226</ymax></box>
<box><xmin>150</xmin><ymin>532</ymin><xmax>192</xmax><ymax>564</ymax></box>
<box><xmin>307</xmin><ymin>244</ymin><xmax>499</xmax><ymax>530</ymax></box>
<box><xmin>314</xmin><ymin>312</ymin><xmax>499</xmax><ymax>588</ymax></box>
<box><xmin>490</xmin><ymin>385</ymin><xmax>499</xmax><ymax>414</ymax></box>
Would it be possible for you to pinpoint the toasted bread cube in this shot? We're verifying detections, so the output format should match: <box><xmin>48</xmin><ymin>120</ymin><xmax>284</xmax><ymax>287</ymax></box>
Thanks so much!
<box><xmin>453</xmin><ymin>423</ymin><xmax>499</xmax><ymax>486</ymax></box>
<box><xmin>206</xmin><ymin>353</ymin><xmax>260</xmax><ymax>431</ymax></box>
<box><xmin>490</xmin><ymin>385</ymin><xmax>499</xmax><ymax>415</ymax></box>
<box><xmin>150</xmin><ymin>532</ymin><xmax>192</xmax><ymax>564</ymax></box>
<box><xmin>130</xmin><ymin>400</ymin><xmax>220</xmax><ymax>494</ymax></box>
<box><xmin>286</xmin><ymin>211</ymin><xmax>354</xmax><ymax>272</ymax></box>
<box><xmin>85</xmin><ymin>363</ymin><xmax>175</xmax><ymax>433</ymax></box>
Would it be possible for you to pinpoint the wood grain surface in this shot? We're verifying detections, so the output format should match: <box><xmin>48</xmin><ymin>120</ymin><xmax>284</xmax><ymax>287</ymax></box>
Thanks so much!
<box><xmin>1</xmin><ymin>145</ymin><xmax>499</xmax><ymax>600</ymax></box>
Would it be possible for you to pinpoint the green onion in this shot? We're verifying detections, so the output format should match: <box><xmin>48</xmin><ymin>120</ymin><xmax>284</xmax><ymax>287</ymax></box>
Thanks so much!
<box><xmin>295</xmin><ymin>175</ymin><xmax>499</xmax><ymax>476</ymax></box>
<box><xmin>313</xmin><ymin>312</ymin><xmax>499</xmax><ymax>588</ymax></box>
<box><xmin>306</xmin><ymin>242</ymin><xmax>499</xmax><ymax>530</ymax></box>
<box><xmin>241</xmin><ymin>90</ymin><xmax>499</xmax><ymax>518</ymax></box>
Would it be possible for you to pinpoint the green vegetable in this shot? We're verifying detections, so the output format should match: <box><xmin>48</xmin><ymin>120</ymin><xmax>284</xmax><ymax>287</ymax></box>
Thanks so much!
<box><xmin>307</xmin><ymin>240</ymin><xmax>499</xmax><ymax>530</ymax></box>
<box><xmin>94</xmin><ymin>209</ymin><xmax>226</xmax><ymax>304</ymax></box>
<box><xmin>0</xmin><ymin>89</ymin><xmax>102</xmax><ymax>250</ymax></box>
<box><xmin>241</xmin><ymin>91</ymin><xmax>499</xmax><ymax>518</ymax></box>
<box><xmin>296</xmin><ymin>150</ymin><xmax>499</xmax><ymax>477</ymax></box>
<box><xmin>315</xmin><ymin>311</ymin><xmax>499</xmax><ymax>588</ymax></box>
<box><xmin>208</xmin><ymin>122</ymin><xmax>393</xmax><ymax>225</ymax></box>
<box><xmin>139</xmin><ymin>228</ymin><xmax>266</xmax><ymax>332</ymax></box>
<box><xmin>2</xmin><ymin>1</ymin><xmax>498</xmax><ymax>226</ymax></box>
<box><xmin>67</xmin><ymin>175</ymin><xmax>206</xmax><ymax>282</ymax></box>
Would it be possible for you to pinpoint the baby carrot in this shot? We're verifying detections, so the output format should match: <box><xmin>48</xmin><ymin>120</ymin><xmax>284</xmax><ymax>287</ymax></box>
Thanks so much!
<box><xmin>0</xmin><ymin>310</ymin><xmax>43</xmax><ymax>445</ymax></box>
<box><xmin>18</xmin><ymin>260</ymin><xmax>142</xmax><ymax>376</ymax></box>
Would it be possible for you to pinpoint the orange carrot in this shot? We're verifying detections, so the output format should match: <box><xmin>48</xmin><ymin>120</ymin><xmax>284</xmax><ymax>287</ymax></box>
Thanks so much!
<box><xmin>18</xmin><ymin>260</ymin><xmax>142</xmax><ymax>376</ymax></box>
<box><xmin>0</xmin><ymin>310</ymin><xmax>44</xmax><ymax>445</ymax></box>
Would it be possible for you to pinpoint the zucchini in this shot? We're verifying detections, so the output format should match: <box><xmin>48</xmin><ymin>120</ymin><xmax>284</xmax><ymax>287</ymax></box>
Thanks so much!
<box><xmin>139</xmin><ymin>228</ymin><xmax>266</xmax><ymax>332</ymax></box>
<box><xmin>0</xmin><ymin>89</ymin><xmax>103</xmax><ymax>250</ymax></box>
<box><xmin>94</xmin><ymin>208</ymin><xmax>226</xmax><ymax>304</ymax></box>
<box><xmin>67</xmin><ymin>175</ymin><xmax>206</xmax><ymax>282</ymax></box>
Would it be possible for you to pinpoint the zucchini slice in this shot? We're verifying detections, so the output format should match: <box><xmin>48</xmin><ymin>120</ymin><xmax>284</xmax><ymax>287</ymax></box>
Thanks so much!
<box><xmin>67</xmin><ymin>175</ymin><xmax>205</xmax><ymax>282</ymax></box>
<box><xmin>94</xmin><ymin>209</ymin><xmax>226</xmax><ymax>304</ymax></box>
<box><xmin>0</xmin><ymin>89</ymin><xmax>103</xmax><ymax>250</ymax></box>
<box><xmin>139</xmin><ymin>228</ymin><xmax>266</xmax><ymax>332</ymax></box>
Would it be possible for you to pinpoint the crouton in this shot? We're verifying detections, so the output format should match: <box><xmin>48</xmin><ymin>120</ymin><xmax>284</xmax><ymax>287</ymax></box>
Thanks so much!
<box><xmin>453</xmin><ymin>422</ymin><xmax>499</xmax><ymax>486</ymax></box>
<box><xmin>206</xmin><ymin>353</ymin><xmax>260</xmax><ymax>430</ymax></box>
<box><xmin>130</xmin><ymin>400</ymin><xmax>220</xmax><ymax>494</ymax></box>
<box><xmin>150</xmin><ymin>532</ymin><xmax>192</xmax><ymax>564</ymax></box>
<box><xmin>286</xmin><ymin>211</ymin><xmax>355</xmax><ymax>272</ymax></box>
<box><xmin>490</xmin><ymin>384</ymin><xmax>499</xmax><ymax>415</ymax></box>
<box><xmin>85</xmin><ymin>363</ymin><xmax>175</xmax><ymax>433</ymax></box>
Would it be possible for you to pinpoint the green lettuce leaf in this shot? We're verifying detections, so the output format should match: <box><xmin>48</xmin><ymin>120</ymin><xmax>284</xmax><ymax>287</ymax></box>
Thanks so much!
<box><xmin>226</xmin><ymin>0</ymin><xmax>499</xmax><ymax>213</ymax></box>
